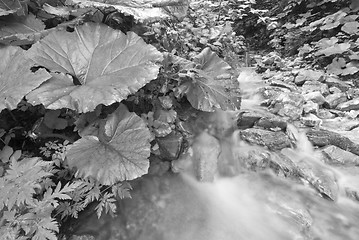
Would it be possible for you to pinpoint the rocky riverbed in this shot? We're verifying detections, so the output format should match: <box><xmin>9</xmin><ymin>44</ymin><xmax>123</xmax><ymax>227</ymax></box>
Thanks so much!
<box><xmin>67</xmin><ymin>56</ymin><xmax>359</xmax><ymax>240</ymax></box>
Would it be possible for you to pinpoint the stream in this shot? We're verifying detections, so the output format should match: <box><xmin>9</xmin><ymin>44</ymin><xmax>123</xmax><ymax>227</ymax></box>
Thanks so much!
<box><xmin>68</xmin><ymin>69</ymin><xmax>359</xmax><ymax>240</ymax></box>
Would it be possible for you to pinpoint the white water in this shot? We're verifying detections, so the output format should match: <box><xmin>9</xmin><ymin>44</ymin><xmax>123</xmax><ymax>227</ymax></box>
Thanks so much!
<box><xmin>177</xmin><ymin>129</ymin><xmax>359</xmax><ymax>240</ymax></box>
<box><xmin>168</xmin><ymin>68</ymin><xmax>359</xmax><ymax>240</ymax></box>
<box><xmin>72</xmin><ymin>69</ymin><xmax>359</xmax><ymax>240</ymax></box>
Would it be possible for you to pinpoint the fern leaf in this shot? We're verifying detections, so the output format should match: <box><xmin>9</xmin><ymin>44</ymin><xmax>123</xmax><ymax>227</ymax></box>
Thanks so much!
<box><xmin>30</xmin><ymin>217</ymin><xmax>58</xmax><ymax>240</ymax></box>
<box><xmin>111</xmin><ymin>181</ymin><xmax>132</xmax><ymax>199</ymax></box>
<box><xmin>0</xmin><ymin>157</ymin><xmax>55</xmax><ymax>211</ymax></box>
<box><xmin>84</xmin><ymin>184</ymin><xmax>101</xmax><ymax>205</ymax></box>
<box><xmin>95</xmin><ymin>192</ymin><xmax>117</xmax><ymax>219</ymax></box>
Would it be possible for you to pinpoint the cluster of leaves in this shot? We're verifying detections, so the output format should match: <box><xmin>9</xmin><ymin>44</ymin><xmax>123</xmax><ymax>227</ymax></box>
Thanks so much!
<box><xmin>268</xmin><ymin>0</ymin><xmax>359</xmax><ymax>77</ymax></box>
<box><xmin>0</xmin><ymin>0</ymin><xmax>242</xmax><ymax>239</ymax></box>
<box><xmin>144</xmin><ymin>0</ymin><xmax>260</xmax><ymax>68</ymax></box>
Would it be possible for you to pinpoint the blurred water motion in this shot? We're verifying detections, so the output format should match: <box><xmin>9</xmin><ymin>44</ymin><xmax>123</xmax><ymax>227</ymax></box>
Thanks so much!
<box><xmin>71</xmin><ymin>69</ymin><xmax>359</xmax><ymax>240</ymax></box>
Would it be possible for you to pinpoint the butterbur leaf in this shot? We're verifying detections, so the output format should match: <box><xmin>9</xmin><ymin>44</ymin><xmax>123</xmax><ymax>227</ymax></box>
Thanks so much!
<box><xmin>27</xmin><ymin>23</ymin><xmax>163</xmax><ymax>113</ymax></box>
<box><xmin>342</xmin><ymin>61</ymin><xmax>359</xmax><ymax>75</ymax></box>
<box><xmin>0</xmin><ymin>13</ymin><xmax>46</xmax><ymax>45</ymax></box>
<box><xmin>66</xmin><ymin>0</ymin><xmax>189</xmax><ymax>22</ymax></box>
<box><xmin>0</xmin><ymin>0</ymin><xmax>22</xmax><ymax>16</ymax></box>
<box><xmin>315</xmin><ymin>42</ymin><xmax>351</xmax><ymax>56</ymax></box>
<box><xmin>179</xmin><ymin>47</ymin><xmax>240</xmax><ymax>112</ymax></box>
<box><xmin>0</xmin><ymin>46</ymin><xmax>52</xmax><ymax>112</ymax></box>
<box><xmin>42</xmin><ymin>3</ymin><xmax>72</xmax><ymax>17</ymax></box>
<box><xmin>66</xmin><ymin>104</ymin><xmax>151</xmax><ymax>185</ymax></box>
<box><xmin>341</xmin><ymin>21</ymin><xmax>359</xmax><ymax>34</ymax></box>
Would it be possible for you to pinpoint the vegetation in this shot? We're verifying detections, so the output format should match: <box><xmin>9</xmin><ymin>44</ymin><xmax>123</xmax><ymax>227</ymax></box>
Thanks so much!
<box><xmin>0</xmin><ymin>0</ymin><xmax>358</xmax><ymax>239</ymax></box>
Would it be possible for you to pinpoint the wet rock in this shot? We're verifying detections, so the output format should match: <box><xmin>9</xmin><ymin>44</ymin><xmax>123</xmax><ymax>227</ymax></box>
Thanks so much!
<box><xmin>281</xmin><ymin>148</ymin><xmax>338</xmax><ymax>200</ymax></box>
<box><xmin>268</xmin><ymin>152</ymin><xmax>298</xmax><ymax>177</ymax></box>
<box><xmin>294</xmin><ymin>69</ymin><xmax>326</xmax><ymax>85</ymax></box>
<box><xmin>347</xmin><ymin>88</ymin><xmax>359</xmax><ymax>99</ymax></box>
<box><xmin>157</xmin><ymin>131</ymin><xmax>183</xmax><ymax>160</ymax></box>
<box><xmin>306</xmin><ymin>129</ymin><xmax>359</xmax><ymax>156</ymax></box>
<box><xmin>337</xmin><ymin>98</ymin><xmax>359</xmax><ymax>111</ymax></box>
<box><xmin>321</xmin><ymin>117</ymin><xmax>359</xmax><ymax>131</ymax></box>
<box><xmin>303</xmin><ymin>91</ymin><xmax>326</xmax><ymax>105</ymax></box>
<box><xmin>303</xmin><ymin>101</ymin><xmax>319</xmax><ymax>114</ymax></box>
<box><xmin>270</xmin><ymin>80</ymin><xmax>298</xmax><ymax>92</ymax></box>
<box><xmin>269</xmin><ymin>92</ymin><xmax>304</xmax><ymax>120</ymax></box>
<box><xmin>325</xmin><ymin>76</ymin><xmax>352</xmax><ymax>92</ymax></box>
<box><xmin>236</xmin><ymin>148</ymin><xmax>272</xmax><ymax>171</ymax></box>
<box><xmin>347</xmin><ymin>110</ymin><xmax>359</xmax><ymax>118</ymax></box>
<box><xmin>317</xmin><ymin>109</ymin><xmax>336</xmax><ymax>119</ymax></box>
<box><xmin>192</xmin><ymin>131</ymin><xmax>220</xmax><ymax>182</ymax></box>
<box><xmin>239</xmin><ymin>128</ymin><xmax>291</xmax><ymax>150</ymax></box>
<box><xmin>300</xmin><ymin>114</ymin><xmax>322</xmax><ymax>127</ymax></box>
<box><xmin>255</xmin><ymin>116</ymin><xmax>288</xmax><ymax>130</ymax></box>
<box><xmin>324</xmin><ymin>93</ymin><xmax>347</xmax><ymax>109</ymax></box>
<box><xmin>237</xmin><ymin>110</ymin><xmax>263</xmax><ymax>129</ymax></box>
<box><xmin>329</xmin><ymin>86</ymin><xmax>342</xmax><ymax>94</ymax></box>
<box><xmin>321</xmin><ymin>145</ymin><xmax>359</xmax><ymax>166</ymax></box>
<box><xmin>301</xmin><ymin>81</ymin><xmax>329</xmax><ymax>95</ymax></box>
<box><xmin>258</xmin><ymin>86</ymin><xmax>290</xmax><ymax>100</ymax></box>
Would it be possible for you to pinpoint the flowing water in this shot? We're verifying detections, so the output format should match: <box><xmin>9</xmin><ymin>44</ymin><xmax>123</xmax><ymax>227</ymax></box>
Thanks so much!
<box><xmin>69</xmin><ymin>69</ymin><xmax>359</xmax><ymax>240</ymax></box>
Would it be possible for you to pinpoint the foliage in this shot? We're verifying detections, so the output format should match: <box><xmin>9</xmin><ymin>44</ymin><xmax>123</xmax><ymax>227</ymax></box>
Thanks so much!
<box><xmin>0</xmin><ymin>0</ymin><xmax>243</xmax><ymax>239</ymax></box>
<box><xmin>267</xmin><ymin>0</ymin><xmax>359</xmax><ymax>77</ymax></box>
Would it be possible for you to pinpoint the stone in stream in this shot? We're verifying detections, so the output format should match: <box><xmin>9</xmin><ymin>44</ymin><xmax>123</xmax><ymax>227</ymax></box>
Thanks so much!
<box><xmin>324</xmin><ymin>92</ymin><xmax>348</xmax><ymax>109</ymax></box>
<box><xmin>306</xmin><ymin>129</ymin><xmax>359</xmax><ymax>156</ymax></box>
<box><xmin>281</xmin><ymin>148</ymin><xmax>339</xmax><ymax>201</ymax></box>
<box><xmin>337</xmin><ymin>98</ymin><xmax>359</xmax><ymax>111</ymax></box>
<box><xmin>303</xmin><ymin>91</ymin><xmax>326</xmax><ymax>105</ymax></box>
<box><xmin>191</xmin><ymin>131</ymin><xmax>221</xmax><ymax>182</ymax></box>
<box><xmin>317</xmin><ymin>109</ymin><xmax>336</xmax><ymax>119</ymax></box>
<box><xmin>239</xmin><ymin>128</ymin><xmax>291</xmax><ymax>150</ymax></box>
<box><xmin>301</xmin><ymin>80</ymin><xmax>329</xmax><ymax>95</ymax></box>
<box><xmin>258</xmin><ymin>86</ymin><xmax>289</xmax><ymax>100</ymax></box>
<box><xmin>294</xmin><ymin>69</ymin><xmax>326</xmax><ymax>86</ymax></box>
<box><xmin>303</xmin><ymin>100</ymin><xmax>319</xmax><ymax>114</ymax></box>
<box><xmin>269</xmin><ymin>79</ymin><xmax>298</xmax><ymax>92</ymax></box>
<box><xmin>300</xmin><ymin>113</ymin><xmax>322</xmax><ymax>127</ymax></box>
<box><xmin>321</xmin><ymin>145</ymin><xmax>359</xmax><ymax>166</ymax></box>
<box><xmin>255</xmin><ymin>115</ymin><xmax>288</xmax><ymax>130</ymax></box>
<box><xmin>325</xmin><ymin>76</ymin><xmax>352</xmax><ymax>92</ymax></box>
<box><xmin>237</xmin><ymin>110</ymin><xmax>262</xmax><ymax>129</ymax></box>
<box><xmin>156</xmin><ymin>131</ymin><xmax>183</xmax><ymax>160</ymax></box>
<box><xmin>268</xmin><ymin>92</ymin><xmax>304</xmax><ymax>120</ymax></box>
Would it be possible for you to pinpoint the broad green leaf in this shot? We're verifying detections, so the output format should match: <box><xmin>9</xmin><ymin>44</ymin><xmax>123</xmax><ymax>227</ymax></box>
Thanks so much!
<box><xmin>315</xmin><ymin>42</ymin><xmax>351</xmax><ymax>56</ymax></box>
<box><xmin>0</xmin><ymin>0</ymin><xmax>22</xmax><ymax>16</ymax></box>
<box><xmin>327</xmin><ymin>57</ymin><xmax>346</xmax><ymax>75</ymax></box>
<box><xmin>66</xmin><ymin>0</ymin><xmax>189</xmax><ymax>22</ymax></box>
<box><xmin>179</xmin><ymin>47</ymin><xmax>240</xmax><ymax>112</ymax></box>
<box><xmin>0</xmin><ymin>13</ymin><xmax>45</xmax><ymax>45</ymax></box>
<box><xmin>42</xmin><ymin>3</ymin><xmax>72</xmax><ymax>17</ymax></box>
<box><xmin>27</xmin><ymin>22</ymin><xmax>163</xmax><ymax>113</ymax></box>
<box><xmin>66</xmin><ymin>104</ymin><xmax>151</xmax><ymax>185</ymax></box>
<box><xmin>0</xmin><ymin>46</ymin><xmax>51</xmax><ymax>111</ymax></box>
<box><xmin>315</xmin><ymin>37</ymin><xmax>338</xmax><ymax>49</ymax></box>
<box><xmin>341</xmin><ymin>21</ymin><xmax>359</xmax><ymax>34</ymax></box>
<box><xmin>342</xmin><ymin>61</ymin><xmax>359</xmax><ymax>75</ymax></box>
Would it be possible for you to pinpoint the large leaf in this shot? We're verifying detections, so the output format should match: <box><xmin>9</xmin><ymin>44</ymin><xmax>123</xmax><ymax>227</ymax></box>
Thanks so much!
<box><xmin>66</xmin><ymin>104</ymin><xmax>151</xmax><ymax>185</ymax></box>
<box><xmin>0</xmin><ymin>13</ymin><xmax>45</xmax><ymax>45</ymax></box>
<box><xmin>179</xmin><ymin>47</ymin><xmax>241</xmax><ymax>112</ymax></box>
<box><xmin>0</xmin><ymin>46</ymin><xmax>51</xmax><ymax>111</ymax></box>
<box><xmin>26</xmin><ymin>22</ymin><xmax>163</xmax><ymax>113</ymax></box>
<box><xmin>65</xmin><ymin>0</ymin><xmax>188</xmax><ymax>22</ymax></box>
<box><xmin>0</xmin><ymin>0</ymin><xmax>22</xmax><ymax>16</ymax></box>
<box><xmin>315</xmin><ymin>42</ymin><xmax>351</xmax><ymax>56</ymax></box>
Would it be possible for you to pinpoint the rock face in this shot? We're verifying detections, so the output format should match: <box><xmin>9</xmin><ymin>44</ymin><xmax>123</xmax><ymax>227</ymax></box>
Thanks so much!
<box><xmin>239</xmin><ymin>128</ymin><xmax>291</xmax><ymax>150</ymax></box>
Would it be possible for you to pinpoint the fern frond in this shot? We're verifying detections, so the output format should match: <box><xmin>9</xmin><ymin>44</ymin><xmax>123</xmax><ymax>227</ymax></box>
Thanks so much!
<box><xmin>95</xmin><ymin>192</ymin><xmax>117</xmax><ymax>219</ymax></box>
